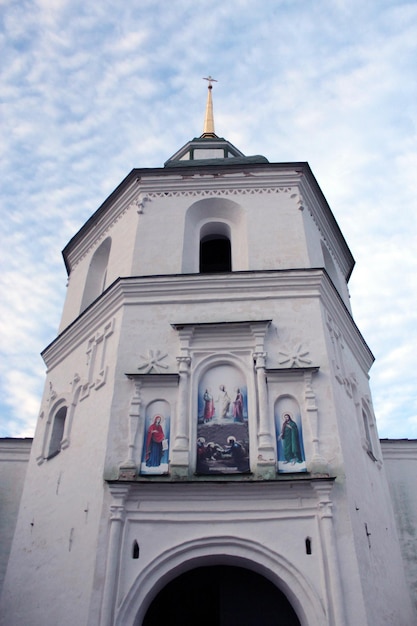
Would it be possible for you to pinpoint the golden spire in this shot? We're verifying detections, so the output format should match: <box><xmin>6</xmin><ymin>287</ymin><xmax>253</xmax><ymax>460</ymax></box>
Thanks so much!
<box><xmin>201</xmin><ymin>76</ymin><xmax>218</xmax><ymax>138</ymax></box>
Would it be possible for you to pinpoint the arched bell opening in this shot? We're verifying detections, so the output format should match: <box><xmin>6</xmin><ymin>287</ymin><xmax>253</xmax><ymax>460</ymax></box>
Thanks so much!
<box><xmin>200</xmin><ymin>234</ymin><xmax>232</xmax><ymax>273</ymax></box>
<box><xmin>142</xmin><ymin>564</ymin><xmax>301</xmax><ymax>626</ymax></box>
<box><xmin>181</xmin><ymin>198</ymin><xmax>248</xmax><ymax>273</ymax></box>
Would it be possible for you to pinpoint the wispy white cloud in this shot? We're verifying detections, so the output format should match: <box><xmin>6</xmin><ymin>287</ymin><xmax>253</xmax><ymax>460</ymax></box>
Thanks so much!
<box><xmin>1</xmin><ymin>0</ymin><xmax>416</xmax><ymax>438</ymax></box>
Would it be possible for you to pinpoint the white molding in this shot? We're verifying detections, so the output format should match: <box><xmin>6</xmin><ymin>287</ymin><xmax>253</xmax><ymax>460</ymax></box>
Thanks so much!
<box><xmin>43</xmin><ymin>270</ymin><xmax>372</xmax><ymax>373</ymax></box>
<box><xmin>299</xmin><ymin>174</ymin><xmax>353</xmax><ymax>279</ymax></box>
<box><xmin>66</xmin><ymin>181</ymin><xmax>140</xmax><ymax>271</ymax></box>
<box><xmin>380</xmin><ymin>439</ymin><xmax>417</xmax><ymax>461</ymax></box>
<box><xmin>0</xmin><ymin>439</ymin><xmax>32</xmax><ymax>462</ymax></box>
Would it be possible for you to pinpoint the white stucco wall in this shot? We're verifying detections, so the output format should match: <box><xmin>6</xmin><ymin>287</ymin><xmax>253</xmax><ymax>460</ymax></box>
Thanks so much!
<box><xmin>2</xmin><ymin>158</ymin><xmax>414</xmax><ymax>625</ymax></box>
<box><xmin>0</xmin><ymin>307</ymin><xmax>124</xmax><ymax>626</ymax></box>
<box><xmin>3</xmin><ymin>436</ymin><xmax>417</xmax><ymax>624</ymax></box>
<box><xmin>59</xmin><ymin>164</ymin><xmax>353</xmax><ymax>332</ymax></box>
<box><xmin>60</xmin><ymin>187</ymin><xmax>140</xmax><ymax>332</ymax></box>
<box><xmin>381</xmin><ymin>439</ymin><xmax>417</xmax><ymax>613</ymax></box>
<box><xmin>0</xmin><ymin>438</ymin><xmax>32</xmax><ymax>595</ymax></box>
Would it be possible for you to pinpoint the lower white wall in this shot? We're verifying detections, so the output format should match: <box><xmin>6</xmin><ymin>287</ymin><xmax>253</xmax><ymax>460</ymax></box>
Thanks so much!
<box><xmin>0</xmin><ymin>438</ymin><xmax>32</xmax><ymax>595</ymax></box>
<box><xmin>2</xmin><ymin>437</ymin><xmax>417</xmax><ymax>623</ymax></box>
<box><xmin>381</xmin><ymin>439</ymin><xmax>417</xmax><ymax>613</ymax></box>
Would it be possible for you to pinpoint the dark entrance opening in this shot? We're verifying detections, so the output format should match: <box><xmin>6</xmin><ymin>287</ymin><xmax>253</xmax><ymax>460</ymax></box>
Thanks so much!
<box><xmin>200</xmin><ymin>236</ymin><xmax>231</xmax><ymax>273</ymax></box>
<box><xmin>142</xmin><ymin>564</ymin><xmax>301</xmax><ymax>626</ymax></box>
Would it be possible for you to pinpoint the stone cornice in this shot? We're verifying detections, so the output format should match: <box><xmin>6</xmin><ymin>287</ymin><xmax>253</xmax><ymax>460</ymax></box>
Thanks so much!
<box><xmin>380</xmin><ymin>439</ymin><xmax>417</xmax><ymax>460</ymax></box>
<box><xmin>125</xmin><ymin>373</ymin><xmax>180</xmax><ymax>385</ymax></box>
<box><xmin>42</xmin><ymin>269</ymin><xmax>372</xmax><ymax>372</ymax></box>
<box><xmin>64</xmin><ymin>170</ymin><xmax>301</xmax><ymax>272</ymax></box>
<box><xmin>0</xmin><ymin>438</ymin><xmax>33</xmax><ymax>461</ymax></box>
<box><xmin>106</xmin><ymin>476</ymin><xmax>335</xmax><ymax>500</ymax></box>
<box><xmin>64</xmin><ymin>177</ymin><xmax>140</xmax><ymax>273</ymax></box>
<box><xmin>62</xmin><ymin>163</ymin><xmax>354</xmax><ymax>286</ymax></box>
<box><xmin>318</xmin><ymin>271</ymin><xmax>374</xmax><ymax>374</ymax></box>
<box><xmin>136</xmin><ymin>168</ymin><xmax>301</xmax><ymax>195</ymax></box>
<box><xmin>118</xmin><ymin>269</ymin><xmax>324</xmax><ymax>302</ymax></box>
<box><xmin>42</xmin><ymin>292</ymin><xmax>124</xmax><ymax>370</ymax></box>
<box><xmin>298</xmin><ymin>174</ymin><xmax>354</xmax><ymax>281</ymax></box>
<box><xmin>266</xmin><ymin>367</ymin><xmax>320</xmax><ymax>382</ymax></box>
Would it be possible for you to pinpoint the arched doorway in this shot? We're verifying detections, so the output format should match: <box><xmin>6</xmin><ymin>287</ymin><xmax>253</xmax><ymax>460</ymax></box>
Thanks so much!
<box><xmin>142</xmin><ymin>564</ymin><xmax>301</xmax><ymax>626</ymax></box>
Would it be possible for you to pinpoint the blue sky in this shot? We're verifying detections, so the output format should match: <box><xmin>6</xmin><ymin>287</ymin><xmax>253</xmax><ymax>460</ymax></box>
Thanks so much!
<box><xmin>1</xmin><ymin>0</ymin><xmax>416</xmax><ymax>439</ymax></box>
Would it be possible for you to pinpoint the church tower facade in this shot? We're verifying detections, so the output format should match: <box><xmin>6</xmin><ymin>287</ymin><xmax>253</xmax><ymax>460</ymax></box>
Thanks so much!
<box><xmin>1</xmin><ymin>84</ymin><xmax>414</xmax><ymax>625</ymax></box>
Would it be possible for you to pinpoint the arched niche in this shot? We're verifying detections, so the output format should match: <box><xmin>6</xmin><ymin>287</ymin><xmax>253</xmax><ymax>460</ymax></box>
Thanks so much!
<box><xmin>140</xmin><ymin>399</ymin><xmax>171</xmax><ymax>476</ymax></box>
<box><xmin>196</xmin><ymin>362</ymin><xmax>249</xmax><ymax>475</ymax></box>
<box><xmin>37</xmin><ymin>382</ymin><xmax>83</xmax><ymax>465</ymax></box>
<box><xmin>80</xmin><ymin>237</ymin><xmax>111</xmax><ymax>312</ymax></box>
<box><xmin>115</xmin><ymin>536</ymin><xmax>326</xmax><ymax>626</ymax></box>
<box><xmin>182</xmin><ymin>198</ymin><xmax>248</xmax><ymax>273</ymax></box>
<box><xmin>47</xmin><ymin>405</ymin><xmax>67</xmax><ymax>459</ymax></box>
<box><xmin>37</xmin><ymin>395</ymin><xmax>69</xmax><ymax>464</ymax></box>
<box><xmin>361</xmin><ymin>399</ymin><xmax>378</xmax><ymax>462</ymax></box>
<box><xmin>274</xmin><ymin>395</ymin><xmax>306</xmax><ymax>473</ymax></box>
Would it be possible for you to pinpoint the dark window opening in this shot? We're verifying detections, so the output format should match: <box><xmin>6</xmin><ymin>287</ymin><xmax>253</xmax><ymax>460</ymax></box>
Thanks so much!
<box><xmin>132</xmin><ymin>540</ymin><xmax>140</xmax><ymax>559</ymax></box>
<box><xmin>305</xmin><ymin>537</ymin><xmax>312</xmax><ymax>555</ymax></box>
<box><xmin>200</xmin><ymin>236</ymin><xmax>231</xmax><ymax>273</ymax></box>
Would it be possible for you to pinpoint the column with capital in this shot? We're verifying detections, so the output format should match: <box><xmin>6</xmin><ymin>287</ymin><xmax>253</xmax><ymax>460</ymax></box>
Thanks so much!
<box><xmin>312</xmin><ymin>482</ymin><xmax>347</xmax><ymax>626</ymax></box>
<box><xmin>119</xmin><ymin>378</ymin><xmax>142</xmax><ymax>480</ymax></box>
<box><xmin>170</xmin><ymin>355</ymin><xmax>191</xmax><ymax>473</ymax></box>
<box><xmin>304</xmin><ymin>370</ymin><xmax>329</xmax><ymax>475</ymax></box>
<box><xmin>100</xmin><ymin>485</ymin><xmax>130</xmax><ymax>626</ymax></box>
<box><xmin>253</xmin><ymin>351</ymin><xmax>275</xmax><ymax>470</ymax></box>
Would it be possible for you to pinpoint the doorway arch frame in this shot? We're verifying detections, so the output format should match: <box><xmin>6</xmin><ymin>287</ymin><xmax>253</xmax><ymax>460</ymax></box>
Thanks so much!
<box><xmin>115</xmin><ymin>535</ymin><xmax>326</xmax><ymax>626</ymax></box>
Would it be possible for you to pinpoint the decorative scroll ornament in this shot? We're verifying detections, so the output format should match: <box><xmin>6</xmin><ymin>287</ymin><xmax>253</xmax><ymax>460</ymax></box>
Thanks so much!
<box><xmin>47</xmin><ymin>382</ymin><xmax>57</xmax><ymax>404</ymax></box>
<box><xmin>137</xmin><ymin>349</ymin><xmax>169</xmax><ymax>374</ymax></box>
<box><xmin>290</xmin><ymin>192</ymin><xmax>305</xmax><ymax>211</ymax></box>
<box><xmin>129</xmin><ymin>194</ymin><xmax>151</xmax><ymax>214</ymax></box>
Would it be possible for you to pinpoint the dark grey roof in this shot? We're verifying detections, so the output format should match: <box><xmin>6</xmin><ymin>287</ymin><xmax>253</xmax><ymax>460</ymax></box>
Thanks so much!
<box><xmin>165</xmin><ymin>154</ymin><xmax>269</xmax><ymax>167</ymax></box>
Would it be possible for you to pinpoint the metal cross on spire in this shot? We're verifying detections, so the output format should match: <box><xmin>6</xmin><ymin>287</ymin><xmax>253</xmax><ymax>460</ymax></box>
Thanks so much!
<box><xmin>201</xmin><ymin>75</ymin><xmax>218</xmax><ymax>137</ymax></box>
<box><xmin>203</xmin><ymin>75</ymin><xmax>218</xmax><ymax>89</ymax></box>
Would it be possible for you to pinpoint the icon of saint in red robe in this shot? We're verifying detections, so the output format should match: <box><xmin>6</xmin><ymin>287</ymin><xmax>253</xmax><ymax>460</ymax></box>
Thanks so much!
<box><xmin>145</xmin><ymin>415</ymin><xmax>165</xmax><ymax>467</ymax></box>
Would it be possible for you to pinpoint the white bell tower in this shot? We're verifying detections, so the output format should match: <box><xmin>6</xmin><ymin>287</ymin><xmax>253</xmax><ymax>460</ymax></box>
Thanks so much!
<box><xmin>1</xmin><ymin>81</ymin><xmax>414</xmax><ymax>626</ymax></box>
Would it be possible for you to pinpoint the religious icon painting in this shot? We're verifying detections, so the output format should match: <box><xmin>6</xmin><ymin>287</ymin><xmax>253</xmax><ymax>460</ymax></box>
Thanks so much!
<box><xmin>140</xmin><ymin>400</ymin><xmax>170</xmax><ymax>475</ymax></box>
<box><xmin>275</xmin><ymin>396</ymin><xmax>306</xmax><ymax>473</ymax></box>
<box><xmin>196</xmin><ymin>364</ymin><xmax>250</xmax><ymax>474</ymax></box>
